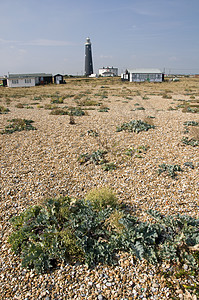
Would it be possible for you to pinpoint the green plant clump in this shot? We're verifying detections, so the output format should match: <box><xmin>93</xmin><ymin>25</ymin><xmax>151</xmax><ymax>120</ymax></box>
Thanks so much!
<box><xmin>98</xmin><ymin>107</ymin><xmax>110</xmax><ymax>112</ymax></box>
<box><xmin>183</xmin><ymin>121</ymin><xmax>198</xmax><ymax>127</ymax></box>
<box><xmin>51</xmin><ymin>97</ymin><xmax>64</xmax><ymax>104</ymax></box>
<box><xmin>87</xmin><ymin>129</ymin><xmax>99</xmax><ymax>137</ymax></box>
<box><xmin>101</xmin><ymin>162</ymin><xmax>117</xmax><ymax>171</ymax></box>
<box><xmin>9</xmin><ymin>192</ymin><xmax>199</xmax><ymax>274</ymax></box>
<box><xmin>78</xmin><ymin>149</ymin><xmax>107</xmax><ymax>165</ymax></box>
<box><xmin>158</xmin><ymin>164</ymin><xmax>183</xmax><ymax>178</ymax></box>
<box><xmin>50</xmin><ymin>107</ymin><xmax>85</xmax><ymax>116</ymax></box>
<box><xmin>116</xmin><ymin>120</ymin><xmax>155</xmax><ymax>133</ymax></box>
<box><xmin>0</xmin><ymin>105</ymin><xmax>10</xmax><ymax>114</ymax></box>
<box><xmin>181</xmin><ymin>137</ymin><xmax>198</xmax><ymax>147</ymax></box>
<box><xmin>1</xmin><ymin>118</ymin><xmax>36</xmax><ymax>134</ymax></box>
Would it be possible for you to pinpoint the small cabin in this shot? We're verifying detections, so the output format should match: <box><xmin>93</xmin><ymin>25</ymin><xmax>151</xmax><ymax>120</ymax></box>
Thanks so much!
<box><xmin>7</xmin><ymin>73</ymin><xmax>53</xmax><ymax>87</ymax></box>
<box><xmin>54</xmin><ymin>74</ymin><xmax>64</xmax><ymax>84</ymax></box>
<box><xmin>0</xmin><ymin>77</ymin><xmax>7</xmax><ymax>86</ymax></box>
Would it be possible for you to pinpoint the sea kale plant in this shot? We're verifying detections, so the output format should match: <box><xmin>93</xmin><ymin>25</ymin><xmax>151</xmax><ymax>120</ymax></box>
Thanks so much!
<box><xmin>78</xmin><ymin>149</ymin><xmax>107</xmax><ymax>165</ymax></box>
<box><xmin>1</xmin><ymin>118</ymin><xmax>36</xmax><ymax>134</ymax></box>
<box><xmin>158</xmin><ymin>164</ymin><xmax>183</xmax><ymax>178</ymax></box>
<box><xmin>9</xmin><ymin>188</ymin><xmax>199</xmax><ymax>274</ymax></box>
<box><xmin>116</xmin><ymin>119</ymin><xmax>155</xmax><ymax>133</ymax></box>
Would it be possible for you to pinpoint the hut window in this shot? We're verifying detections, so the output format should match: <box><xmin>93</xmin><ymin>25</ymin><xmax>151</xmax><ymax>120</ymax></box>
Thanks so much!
<box><xmin>12</xmin><ymin>79</ymin><xmax>18</xmax><ymax>84</ymax></box>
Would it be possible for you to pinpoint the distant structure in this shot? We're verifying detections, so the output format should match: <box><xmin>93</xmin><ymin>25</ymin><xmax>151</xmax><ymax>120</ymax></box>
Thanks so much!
<box><xmin>121</xmin><ymin>68</ymin><xmax>164</xmax><ymax>82</ymax></box>
<box><xmin>99</xmin><ymin>67</ymin><xmax>118</xmax><ymax>77</ymax></box>
<box><xmin>7</xmin><ymin>73</ymin><xmax>53</xmax><ymax>87</ymax></box>
<box><xmin>54</xmin><ymin>74</ymin><xmax>64</xmax><ymax>84</ymax></box>
<box><xmin>85</xmin><ymin>37</ymin><xmax>93</xmax><ymax>76</ymax></box>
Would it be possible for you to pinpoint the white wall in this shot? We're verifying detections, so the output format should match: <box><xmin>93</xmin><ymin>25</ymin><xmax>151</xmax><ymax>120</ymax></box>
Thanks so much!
<box><xmin>7</xmin><ymin>77</ymin><xmax>35</xmax><ymax>87</ymax></box>
<box><xmin>99</xmin><ymin>68</ymin><xmax>118</xmax><ymax>76</ymax></box>
<box><xmin>129</xmin><ymin>73</ymin><xmax>162</xmax><ymax>82</ymax></box>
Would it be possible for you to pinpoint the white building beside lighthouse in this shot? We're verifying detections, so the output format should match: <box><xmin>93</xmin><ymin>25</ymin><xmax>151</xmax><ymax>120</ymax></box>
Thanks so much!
<box><xmin>99</xmin><ymin>67</ymin><xmax>118</xmax><ymax>77</ymax></box>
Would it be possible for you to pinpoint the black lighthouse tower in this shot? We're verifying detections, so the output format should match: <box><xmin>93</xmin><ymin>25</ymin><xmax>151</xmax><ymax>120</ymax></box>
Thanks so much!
<box><xmin>85</xmin><ymin>37</ymin><xmax>93</xmax><ymax>76</ymax></box>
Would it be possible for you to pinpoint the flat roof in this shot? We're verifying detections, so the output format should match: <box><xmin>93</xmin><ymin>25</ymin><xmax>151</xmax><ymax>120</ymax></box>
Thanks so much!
<box><xmin>8</xmin><ymin>73</ymin><xmax>52</xmax><ymax>79</ymax></box>
<box><xmin>128</xmin><ymin>68</ymin><xmax>162</xmax><ymax>74</ymax></box>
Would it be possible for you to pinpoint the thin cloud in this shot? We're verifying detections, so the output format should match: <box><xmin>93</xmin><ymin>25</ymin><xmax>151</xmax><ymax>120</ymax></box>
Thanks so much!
<box><xmin>100</xmin><ymin>55</ymin><xmax>113</xmax><ymax>59</ymax></box>
<box><xmin>0</xmin><ymin>38</ymin><xmax>74</xmax><ymax>47</ymax></box>
<box><xmin>24</xmin><ymin>39</ymin><xmax>74</xmax><ymax>47</ymax></box>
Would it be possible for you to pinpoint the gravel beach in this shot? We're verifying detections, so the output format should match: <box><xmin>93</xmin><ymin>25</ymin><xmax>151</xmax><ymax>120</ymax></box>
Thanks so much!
<box><xmin>0</xmin><ymin>77</ymin><xmax>199</xmax><ymax>299</ymax></box>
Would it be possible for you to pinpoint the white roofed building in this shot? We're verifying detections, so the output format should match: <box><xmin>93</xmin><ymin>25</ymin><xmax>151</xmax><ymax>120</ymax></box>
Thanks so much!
<box><xmin>121</xmin><ymin>68</ymin><xmax>164</xmax><ymax>82</ymax></box>
<box><xmin>99</xmin><ymin>67</ymin><xmax>118</xmax><ymax>77</ymax></box>
<box><xmin>7</xmin><ymin>73</ymin><xmax>53</xmax><ymax>87</ymax></box>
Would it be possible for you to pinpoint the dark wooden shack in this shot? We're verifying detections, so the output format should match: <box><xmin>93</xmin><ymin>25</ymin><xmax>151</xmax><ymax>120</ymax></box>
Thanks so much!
<box><xmin>54</xmin><ymin>74</ymin><xmax>64</xmax><ymax>84</ymax></box>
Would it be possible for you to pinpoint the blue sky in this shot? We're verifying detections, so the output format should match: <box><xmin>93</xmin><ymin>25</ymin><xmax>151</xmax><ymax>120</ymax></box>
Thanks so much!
<box><xmin>0</xmin><ymin>0</ymin><xmax>199</xmax><ymax>75</ymax></box>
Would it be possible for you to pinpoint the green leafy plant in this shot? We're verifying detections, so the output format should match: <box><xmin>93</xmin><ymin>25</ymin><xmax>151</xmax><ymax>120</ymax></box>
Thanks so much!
<box><xmin>78</xmin><ymin>149</ymin><xmax>107</xmax><ymax>165</ymax></box>
<box><xmin>158</xmin><ymin>164</ymin><xmax>183</xmax><ymax>178</ymax></box>
<box><xmin>87</xmin><ymin>129</ymin><xmax>99</xmax><ymax>137</ymax></box>
<box><xmin>183</xmin><ymin>121</ymin><xmax>198</xmax><ymax>127</ymax></box>
<box><xmin>1</xmin><ymin>118</ymin><xmax>36</xmax><ymax>134</ymax></box>
<box><xmin>101</xmin><ymin>162</ymin><xmax>117</xmax><ymax>171</ymax></box>
<box><xmin>181</xmin><ymin>137</ymin><xmax>198</xmax><ymax>147</ymax></box>
<box><xmin>8</xmin><ymin>192</ymin><xmax>199</xmax><ymax>275</ymax></box>
<box><xmin>116</xmin><ymin>120</ymin><xmax>155</xmax><ymax>133</ymax></box>
<box><xmin>125</xmin><ymin>145</ymin><xmax>149</xmax><ymax>157</ymax></box>
<box><xmin>135</xmin><ymin>106</ymin><xmax>145</xmax><ymax>111</ymax></box>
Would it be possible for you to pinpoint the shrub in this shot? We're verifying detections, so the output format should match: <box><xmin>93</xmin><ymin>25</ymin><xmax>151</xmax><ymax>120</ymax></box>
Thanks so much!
<box><xmin>50</xmin><ymin>109</ymin><xmax>68</xmax><ymax>115</ymax></box>
<box><xmin>51</xmin><ymin>97</ymin><xmax>64</xmax><ymax>104</ymax></box>
<box><xmin>50</xmin><ymin>107</ymin><xmax>85</xmax><ymax>116</ymax></box>
<box><xmin>77</xmin><ymin>99</ymin><xmax>99</xmax><ymax>106</ymax></box>
<box><xmin>69</xmin><ymin>107</ymin><xmax>85</xmax><ymax>116</ymax></box>
<box><xmin>0</xmin><ymin>105</ymin><xmax>9</xmax><ymax>114</ymax></box>
<box><xmin>162</xmin><ymin>93</ymin><xmax>172</xmax><ymax>99</ymax></box>
<box><xmin>15</xmin><ymin>103</ymin><xmax>24</xmax><ymax>108</ymax></box>
<box><xmin>98</xmin><ymin>106</ymin><xmax>110</xmax><ymax>112</ymax></box>
<box><xmin>85</xmin><ymin>187</ymin><xmax>119</xmax><ymax>210</ymax></box>
<box><xmin>1</xmin><ymin>118</ymin><xmax>36</xmax><ymax>134</ymax></box>
<box><xmin>116</xmin><ymin>120</ymin><xmax>155</xmax><ymax>133</ymax></box>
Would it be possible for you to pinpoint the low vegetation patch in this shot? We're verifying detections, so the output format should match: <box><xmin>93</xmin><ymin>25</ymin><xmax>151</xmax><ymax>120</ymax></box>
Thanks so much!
<box><xmin>116</xmin><ymin>120</ymin><xmax>155</xmax><ymax>133</ymax></box>
<box><xmin>98</xmin><ymin>106</ymin><xmax>110</xmax><ymax>112</ymax></box>
<box><xmin>179</xmin><ymin>101</ymin><xmax>199</xmax><ymax>113</ymax></box>
<box><xmin>87</xmin><ymin>129</ymin><xmax>99</xmax><ymax>137</ymax></box>
<box><xmin>181</xmin><ymin>137</ymin><xmax>198</xmax><ymax>147</ymax></box>
<box><xmin>8</xmin><ymin>190</ymin><xmax>199</xmax><ymax>274</ymax></box>
<box><xmin>0</xmin><ymin>105</ymin><xmax>9</xmax><ymax>114</ymax></box>
<box><xmin>50</xmin><ymin>107</ymin><xmax>85</xmax><ymax>116</ymax></box>
<box><xmin>1</xmin><ymin>118</ymin><xmax>36</xmax><ymax>134</ymax></box>
<box><xmin>125</xmin><ymin>145</ymin><xmax>149</xmax><ymax>158</ymax></box>
<box><xmin>78</xmin><ymin>149</ymin><xmax>107</xmax><ymax>165</ymax></box>
<box><xmin>158</xmin><ymin>164</ymin><xmax>183</xmax><ymax>178</ymax></box>
<box><xmin>51</xmin><ymin>97</ymin><xmax>64</xmax><ymax>104</ymax></box>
